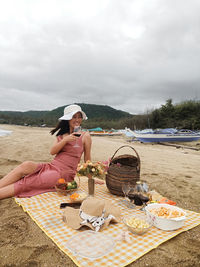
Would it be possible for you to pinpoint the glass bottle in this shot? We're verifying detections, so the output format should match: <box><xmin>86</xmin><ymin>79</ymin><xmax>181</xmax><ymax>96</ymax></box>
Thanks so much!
<box><xmin>135</xmin><ymin>181</ymin><xmax>144</xmax><ymax>193</ymax></box>
<box><xmin>133</xmin><ymin>181</ymin><xmax>150</xmax><ymax>206</ymax></box>
<box><xmin>87</xmin><ymin>174</ymin><xmax>95</xmax><ymax>196</ymax></box>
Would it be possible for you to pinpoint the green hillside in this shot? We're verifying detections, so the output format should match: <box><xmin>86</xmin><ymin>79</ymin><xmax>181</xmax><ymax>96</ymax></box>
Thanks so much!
<box><xmin>0</xmin><ymin>103</ymin><xmax>132</xmax><ymax>127</ymax></box>
<box><xmin>48</xmin><ymin>103</ymin><xmax>131</xmax><ymax>119</ymax></box>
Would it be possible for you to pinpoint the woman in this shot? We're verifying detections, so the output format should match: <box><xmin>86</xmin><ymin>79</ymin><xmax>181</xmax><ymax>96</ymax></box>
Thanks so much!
<box><xmin>0</xmin><ymin>104</ymin><xmax>103</xmax><ymax>200</ymax></box>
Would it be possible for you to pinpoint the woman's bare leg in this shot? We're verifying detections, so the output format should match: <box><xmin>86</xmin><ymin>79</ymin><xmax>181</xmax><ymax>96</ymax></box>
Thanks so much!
<box><xmin>0</xmin><ymin>184</ymin><xmax>15</xmax><ymax>199</ymax></box>
<box><xmin>0</xmin><ymin>161</ymin><xmax>38</xmax><ymax>189</ymax></box>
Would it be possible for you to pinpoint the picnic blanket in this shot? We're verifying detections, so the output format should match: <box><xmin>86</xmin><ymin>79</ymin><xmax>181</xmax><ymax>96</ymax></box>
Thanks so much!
<box><xmin>15</xmin><ymin>178</ymin><xmax>200</xmax><ymax>267</ymax></box>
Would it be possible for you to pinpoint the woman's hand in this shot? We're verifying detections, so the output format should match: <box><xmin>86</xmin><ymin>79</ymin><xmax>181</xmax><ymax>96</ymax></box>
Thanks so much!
<box><xmin>50</xmin><ymin>134</ymin><xmax>76</xmax><ymax>155</ymax></box>
<box><xmin>63</xmin><ymin>134</ymin><xmax>76</xmax><ymax>142</ymax></box>
<box><xmin>94</xmin><ymin>178</ymin><xmax>105</xmax><ymax>185</ymax></box>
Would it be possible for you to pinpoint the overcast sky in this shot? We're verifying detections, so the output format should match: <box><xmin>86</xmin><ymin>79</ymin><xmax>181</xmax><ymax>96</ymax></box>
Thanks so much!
<box><xmin>0</xmin><ymin>0</ymin><xmax>200</xmax><ymax>114</ymax></box>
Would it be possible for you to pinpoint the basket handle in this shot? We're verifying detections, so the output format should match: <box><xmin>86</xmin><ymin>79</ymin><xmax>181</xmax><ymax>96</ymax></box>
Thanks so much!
<box><xmin>110</xmin><ymin>145</ymin><xmax>140</xmax><ymax>171</ymax></box>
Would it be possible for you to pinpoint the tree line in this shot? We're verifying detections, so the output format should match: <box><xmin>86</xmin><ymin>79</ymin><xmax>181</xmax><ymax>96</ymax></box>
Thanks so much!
<box><xmin>83</xmin><ymin>99</ymin><xmax>200</xmax><ymax>130</ymax></box>
<box><xmin>0</xmin><ymin>100</ymin><xmax>199</xmax><ymax>130</ymax></box>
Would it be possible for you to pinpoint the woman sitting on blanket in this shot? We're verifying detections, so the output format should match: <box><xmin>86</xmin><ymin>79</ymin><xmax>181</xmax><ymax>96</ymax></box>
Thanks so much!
<box><xmin>0</xmin><ymin>104</ymin><xmax>104</xmax><ymax>200</ymax></box>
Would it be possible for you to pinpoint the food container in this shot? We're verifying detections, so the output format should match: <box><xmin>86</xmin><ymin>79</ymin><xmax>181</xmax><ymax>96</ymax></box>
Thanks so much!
<box><xmin>145</xmin><ymin>203</ymin><xmax>186</xmax><ymax>231</ymax></box>
<box><xmin>55</xmin><ymin>177</ymin><xmax>80</xmax><ymax>196</ymax></box>
<box><xmin>123</xmin><ymin>214</ymin><xmax>152</xmax><ymax>235</ymax></box>
<box><xmin>69</xmin><ymin>191</ymin><xmax>87</xmax><ymax>203</ymax></box>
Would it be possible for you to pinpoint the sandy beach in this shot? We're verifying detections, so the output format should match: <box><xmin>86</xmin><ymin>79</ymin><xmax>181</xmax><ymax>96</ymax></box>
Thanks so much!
<box><xmin>0</xmin><ymin>124</ymin><xmax>200</xmax><ymax>267</ymax></box>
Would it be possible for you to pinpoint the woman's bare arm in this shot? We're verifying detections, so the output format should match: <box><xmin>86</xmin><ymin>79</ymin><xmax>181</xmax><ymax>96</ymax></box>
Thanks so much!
<box><xmin>83</xmin><ymin>132</ymin><xmax>92</xmax><ymax>162</ymax></box>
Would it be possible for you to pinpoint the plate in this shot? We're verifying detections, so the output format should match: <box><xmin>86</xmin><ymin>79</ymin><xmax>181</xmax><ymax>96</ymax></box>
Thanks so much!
<box><xmin>65</xmin><ymin>230</ymin><xmax>115</xmax><ymax>259</ymax></box>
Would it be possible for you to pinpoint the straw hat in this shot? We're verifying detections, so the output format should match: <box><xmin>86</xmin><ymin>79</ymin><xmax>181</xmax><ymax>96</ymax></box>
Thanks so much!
<box><xmin>63</xmin><ymin>197</ymin><xmax>121</xmax><ymax>231</ymax></box>
<box><xmin>59</xmin><ymin>104</ymin><xmax>88</xmax><ymax>121</ymax></box>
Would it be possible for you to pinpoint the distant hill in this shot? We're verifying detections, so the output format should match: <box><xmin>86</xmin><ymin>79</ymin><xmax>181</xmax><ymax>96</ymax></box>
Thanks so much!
<box><xmin>48</xmin><ymin>103</ymin><xmax>131</xmax><ymax>120</ymax></box>
<box><xmin>0</xmin><ymin>103</ymin><xmax>132</xmax><ymax>127</ymax></box>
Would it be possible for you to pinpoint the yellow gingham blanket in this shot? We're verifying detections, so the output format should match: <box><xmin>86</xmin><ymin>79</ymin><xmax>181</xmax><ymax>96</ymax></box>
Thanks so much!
<box><xmin>15</xmin><ymin>178</ymin><xmax>200</xmax><ymax>267</ymax></box>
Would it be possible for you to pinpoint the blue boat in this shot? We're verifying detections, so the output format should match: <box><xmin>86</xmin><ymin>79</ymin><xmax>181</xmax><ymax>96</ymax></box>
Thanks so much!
<box><xmin>126</xmin><ymin>128</ymin><xmax>200</xmax><ymax>143</ymax></box>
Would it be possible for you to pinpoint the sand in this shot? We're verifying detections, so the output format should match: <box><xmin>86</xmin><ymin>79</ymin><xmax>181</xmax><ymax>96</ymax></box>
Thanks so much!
<box><xmin>0</xmin><ymin>124</ymin><xmax>200</xmax><ymax>267</ymax></box>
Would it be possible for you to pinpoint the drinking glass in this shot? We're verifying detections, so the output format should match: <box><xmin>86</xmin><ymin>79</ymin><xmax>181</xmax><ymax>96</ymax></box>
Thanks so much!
<box><xmin>119</xmin><ymin>183</ymin><xmax>135</xmax><ymax>209</ymax></box>
<box><xmin>73</xmin><ymin>126</ymin><xmax>82</xmax><ymax>148</ymax></box>
<box><xmin>131</xmin><ymin>182</ymin><xmax>149</xmax><ymax>211</ymax></box>
<box><xmin>122</xmin><ymin>183</ymin><xmax>131</xmax><ymax>201</ymax></box>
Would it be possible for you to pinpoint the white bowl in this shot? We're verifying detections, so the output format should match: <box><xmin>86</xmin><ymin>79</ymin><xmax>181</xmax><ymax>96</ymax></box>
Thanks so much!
<box><xmin>145</xmin><ymin>203</ymin><xmax>186</xmax><ymax>231</ymax></box>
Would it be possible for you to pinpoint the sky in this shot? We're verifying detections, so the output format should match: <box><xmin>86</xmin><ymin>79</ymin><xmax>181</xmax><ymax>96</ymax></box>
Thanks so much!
<box><xmin>0</xmin><ymin>0</ymin><xmax>200</xmax><ymax>115</ymax></box>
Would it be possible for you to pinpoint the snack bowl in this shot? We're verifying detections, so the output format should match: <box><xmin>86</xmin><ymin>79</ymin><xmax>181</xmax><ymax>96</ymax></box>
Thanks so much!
<box><xmin>123</xmin><ymin>214</ymin><xmax>152</xmax><ymax>235</ymax></box>
<box><xmin>145</xmin><ymin>203</ymin><xmax>186</xmax><ymax>231</ymax></box>
<box><xmin>69</xmin><ymin>191</ymin><xmax>88</xmax><ymax>203</ymax></box>
<box><xmin>55</xmin><ymin>177</ymin><xmax>80</xmax><ymax>196</ymax></box>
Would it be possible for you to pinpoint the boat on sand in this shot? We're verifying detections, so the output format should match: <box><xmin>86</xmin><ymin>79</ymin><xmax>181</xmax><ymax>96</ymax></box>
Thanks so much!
<box><xmin>87</xmin><ymin>127</ymin><xmax>123</xmax><ymax>137</ymax></box>
<box><xmin>126</xmin><ymin>128</ymin><xmax>200</xmax><ymax>143</ymax></box>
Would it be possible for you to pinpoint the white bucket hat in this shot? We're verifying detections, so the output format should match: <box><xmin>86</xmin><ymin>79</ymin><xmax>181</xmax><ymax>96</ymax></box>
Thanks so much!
<box><xmin>59</xmin><ymin>104</ymin><xmax>88</xmax><ymax>121</ymax></box>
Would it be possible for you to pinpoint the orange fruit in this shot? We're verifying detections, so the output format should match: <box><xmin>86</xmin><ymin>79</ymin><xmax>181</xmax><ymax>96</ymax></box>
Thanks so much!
<box><xmin>58</xmin><ymin>178</ymin><xmax>66</xmax><ymax>184</ymax></box>
<box><xmin>70</xmin><ymin>192</ymin><xmax>79</xmax><ymax>200</ymax></box>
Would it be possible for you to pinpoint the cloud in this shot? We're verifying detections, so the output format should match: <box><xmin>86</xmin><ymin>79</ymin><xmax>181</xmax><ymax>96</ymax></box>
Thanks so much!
<box><xmin>0</xmin><ymin>0</ymin><xmax>200</xmax><ymax>114</ymax></box>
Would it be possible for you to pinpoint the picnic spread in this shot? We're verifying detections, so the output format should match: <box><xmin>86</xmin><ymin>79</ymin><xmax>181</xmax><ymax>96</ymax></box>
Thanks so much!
<box><xmin>14</xmin><ymin>147</ymin><xmax>200</xmax><ymax>266</ymax></box>
<box><xmin>15</xmin><ymin>177</ymin><xmax>200</xmax><ymax>267</ymax></box>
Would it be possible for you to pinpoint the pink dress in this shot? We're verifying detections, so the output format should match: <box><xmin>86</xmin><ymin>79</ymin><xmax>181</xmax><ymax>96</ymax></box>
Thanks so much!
<box><xmin>14</xmin><ymin>134</ymin><xmax>84</xmax><ymax>197</ymax></box>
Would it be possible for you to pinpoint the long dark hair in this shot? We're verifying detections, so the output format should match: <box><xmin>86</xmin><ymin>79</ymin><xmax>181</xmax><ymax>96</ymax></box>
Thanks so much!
<box><xmin>50</xmin><ymin>120</ymin><xmax>70</xmax><ymax>136</ymax></box>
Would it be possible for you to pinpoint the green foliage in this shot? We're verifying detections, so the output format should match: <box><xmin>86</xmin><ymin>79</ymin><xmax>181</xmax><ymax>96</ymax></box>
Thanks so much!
<box><xmin>0</xmin><ymin>100</ymin><xmax>200</xmax><ymax>130</ymax></box>
<box><xmin>151</xmin><ymin>99</ymin><xmax>200</xmax><ymax>130</ymax></box>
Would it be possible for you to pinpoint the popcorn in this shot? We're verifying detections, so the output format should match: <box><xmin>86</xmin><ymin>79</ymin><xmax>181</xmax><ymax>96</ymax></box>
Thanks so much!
<box><xmin>126</xmin><ymin>217</ymin><xmax>150</xmax><ymax>229</ymax></box>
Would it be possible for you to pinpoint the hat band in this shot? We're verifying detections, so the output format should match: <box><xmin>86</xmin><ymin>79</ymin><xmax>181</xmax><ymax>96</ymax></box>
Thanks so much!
<box><xmin>79</xmin><ymin>209</ymin><xmax>106</xmax><ymax>232</ymax></box>
<box><xmin>79</xmin><ymin>209</ymin><xmax>116</xmax><ymax>232</ymax></box>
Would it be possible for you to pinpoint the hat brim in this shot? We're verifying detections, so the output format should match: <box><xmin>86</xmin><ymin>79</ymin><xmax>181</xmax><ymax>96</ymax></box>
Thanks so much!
<box><xmin>63</xmin><ymin>198</ymin><xmax>121</xmax><ymax>231</ymax></box>
<box><xmin>63</xmin><ymin>207</ymin><xmax>95</xmax><ymax>230</ymax></box>
<box><xmin>63</xmin><ymin>207</ymin><xmax>83</xmax><ymax>229</ymax></box>
<box><xmin>59</xmin><ymin>110</ymin><xmax>87</xmax><ymax>121</ymax></box>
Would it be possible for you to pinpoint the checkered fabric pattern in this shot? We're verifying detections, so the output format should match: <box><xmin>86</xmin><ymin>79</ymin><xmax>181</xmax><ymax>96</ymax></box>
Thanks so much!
<box><xmin>15</xmin><ymin>178</ymin><xmax>200</xmax><ymax>267</ymax></box>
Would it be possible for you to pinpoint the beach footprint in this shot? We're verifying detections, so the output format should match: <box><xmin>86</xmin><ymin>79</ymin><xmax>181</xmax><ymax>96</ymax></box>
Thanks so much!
<box><xmin>0</xmin><ymin>158</ymin><xmax>22</xmax><ymax>166</ymax></box>
<box><xmin>0</xmin><ymin>216</ymin><xmax>28</xmax><ymax>245</ymax></box>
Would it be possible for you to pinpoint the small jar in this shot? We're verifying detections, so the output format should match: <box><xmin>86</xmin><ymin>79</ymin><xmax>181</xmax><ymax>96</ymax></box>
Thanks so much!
<box><xmin>135</xmin><ymin>181</ymin><xmax>144</xmax><ymax>193</ymax></box>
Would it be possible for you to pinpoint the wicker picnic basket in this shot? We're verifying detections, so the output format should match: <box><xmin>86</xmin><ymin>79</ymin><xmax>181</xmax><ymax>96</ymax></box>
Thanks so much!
<box><xmin>105</xmin><ymin>145</ymin><xmax>140</xmax><ymax>196</ymax></box>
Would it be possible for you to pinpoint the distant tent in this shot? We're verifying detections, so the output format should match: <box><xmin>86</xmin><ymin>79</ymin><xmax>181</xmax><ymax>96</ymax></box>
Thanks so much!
<box><xmin>88</xmin><ymin>127</ymin><xmax>103</xmax><ymax>132</ymax></box>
